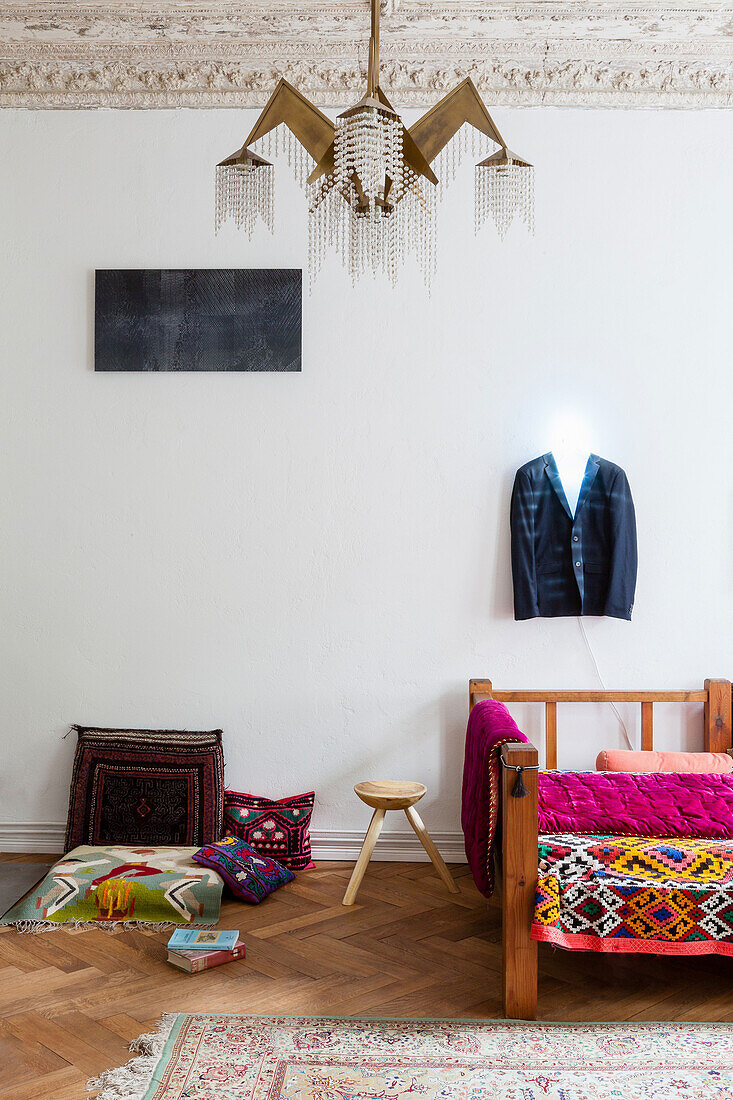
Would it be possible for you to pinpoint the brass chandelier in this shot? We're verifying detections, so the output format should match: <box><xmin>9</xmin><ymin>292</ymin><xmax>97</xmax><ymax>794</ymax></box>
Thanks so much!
<box><xmin>215</xmin><ymin>0</ymin><xmax>533</xmax><ymax>285</ymax></box>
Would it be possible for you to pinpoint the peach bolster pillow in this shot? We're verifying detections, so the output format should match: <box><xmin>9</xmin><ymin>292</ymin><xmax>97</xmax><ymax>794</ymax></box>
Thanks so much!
<box><xmin>596</xmin><ymin>749</ymin><xmax>733</xmax><ymax>774</ymax></box>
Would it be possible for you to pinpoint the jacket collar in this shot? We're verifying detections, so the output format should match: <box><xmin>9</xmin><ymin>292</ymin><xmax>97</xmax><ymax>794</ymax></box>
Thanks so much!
<box><xmin>576</xmin><ymin>453</ymin><xmax>601</xmax><ymax>516</ymax></box>
<box><xmin>543</xmin><ymin>453</ymin><xmax>601</xmax><ymax>519</ymax></box>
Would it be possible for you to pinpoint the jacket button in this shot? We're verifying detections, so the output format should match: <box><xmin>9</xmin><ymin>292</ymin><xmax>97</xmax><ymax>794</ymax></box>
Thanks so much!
<box><xmin>575</xmin><ymin>561</ymin><xmax>581</xmax><ymax>568</ymax></box>
<box><xmin>573</xmin><ymin>535</ymin><xmax>579</xmax><ymax>542</ymax></box>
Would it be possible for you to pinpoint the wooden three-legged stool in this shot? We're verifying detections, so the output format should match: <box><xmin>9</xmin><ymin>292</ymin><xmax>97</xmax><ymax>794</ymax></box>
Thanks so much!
<box><xmin>342</xmin><ymin>780</ymin><xmax>459</xmax><ymax>905</ymax></box>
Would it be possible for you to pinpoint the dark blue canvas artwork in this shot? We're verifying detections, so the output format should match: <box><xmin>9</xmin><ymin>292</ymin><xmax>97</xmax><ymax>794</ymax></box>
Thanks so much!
<box><xmin>95</xmin><ymin>269</ymin><xmax>301</xmax><ymax>372</ymax></box>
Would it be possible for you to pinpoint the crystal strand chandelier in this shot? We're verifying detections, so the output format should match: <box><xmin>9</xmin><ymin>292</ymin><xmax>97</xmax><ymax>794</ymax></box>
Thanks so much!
<box><xmin>215</xmin><ymin>0</ymin><xmax>533</xmax><ymax>285</ymax></box>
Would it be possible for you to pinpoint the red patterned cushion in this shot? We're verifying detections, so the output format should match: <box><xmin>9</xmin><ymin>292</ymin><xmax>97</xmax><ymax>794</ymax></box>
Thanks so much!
<box><xmin>223</xmin><ymin>791</ymin><xmax>315</xmax><ymax>869</ymax></box>
<box><xmin>64</xmin><ymin>727</ymin><xmax>224</xmax><ymax>851</ymax></box>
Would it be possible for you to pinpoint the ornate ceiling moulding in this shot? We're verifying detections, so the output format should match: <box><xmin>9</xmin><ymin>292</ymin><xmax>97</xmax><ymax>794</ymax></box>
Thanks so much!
<box><xmin>1</xmin><ymin>1</ymin><xmax>732</xmax><ymax>109</ymax></box>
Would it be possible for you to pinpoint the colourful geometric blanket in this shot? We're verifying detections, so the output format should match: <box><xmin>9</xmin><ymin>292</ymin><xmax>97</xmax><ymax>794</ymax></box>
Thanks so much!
<box><xmin>0</xmin><ymin>845</ymin><xmax>223</xmax><ymax>933</ymax></box>
<box><xmin>533</xmin><ymin>834</ymin><xmax>733</xmax><ymax>956</ymax></box>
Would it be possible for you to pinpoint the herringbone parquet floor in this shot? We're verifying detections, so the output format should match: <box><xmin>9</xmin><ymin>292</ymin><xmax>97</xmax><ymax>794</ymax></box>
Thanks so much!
<box><xmin>1</xmin><ymin>854</ymin><xmax>732</xmax><ymax>1099</ymax></box>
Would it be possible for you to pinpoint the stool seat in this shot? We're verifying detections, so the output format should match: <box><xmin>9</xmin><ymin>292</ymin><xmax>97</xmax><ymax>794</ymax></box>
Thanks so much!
<box><xmin>354</xmin><ymin>780</ymin><xmax>427</xmax><ymax>811</ymax></box>
<box><xmin>342</xmin><ymin>778</ymin><xmax>459</xmax><ymax>905</ymax></box>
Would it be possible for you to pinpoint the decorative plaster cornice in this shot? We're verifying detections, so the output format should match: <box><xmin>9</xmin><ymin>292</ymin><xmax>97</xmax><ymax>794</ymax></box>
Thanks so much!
<box><xmin>1</xmin><ymin>1</ymin><xmax>732</xmax><ymax>108</ymax></box>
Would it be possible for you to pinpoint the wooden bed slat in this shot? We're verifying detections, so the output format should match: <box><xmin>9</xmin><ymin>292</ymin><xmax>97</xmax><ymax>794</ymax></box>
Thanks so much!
<box><xmin>545</xmin><ymin>701</ymin><xmax>557</xmax><ymax>770</ymax></box>
<box><xmin>641</xmin><ymin>701</ymin><xmax>654</xmax><ymax>751</ymax></box>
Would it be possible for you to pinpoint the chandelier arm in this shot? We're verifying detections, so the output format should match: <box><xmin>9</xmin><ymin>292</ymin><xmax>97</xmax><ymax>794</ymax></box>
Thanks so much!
<box><xmin>307</xmin><ymin>147</ymin><xmax>335</xmax><ymax>186</ymax></box>
<box><xmin>242</xmin><ymin>78</ymin><xmax>335</xmax><ymax>166</ymax></box>
<box><xmin>408</xmin><ymin>78</ymin><xmax>508</xmax><ymax>166</ymax></box>
<box><xmin>402</xmin><ymin>127</ymin><xmax>439</xmax><ymax>186</ymax></box>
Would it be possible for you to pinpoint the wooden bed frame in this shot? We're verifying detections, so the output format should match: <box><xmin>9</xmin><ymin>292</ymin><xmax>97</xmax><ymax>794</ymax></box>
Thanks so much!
<box><xmin>468</xmin><ymin>678</ymin><xmax>733</xmax><ymax>1020</ymax></box>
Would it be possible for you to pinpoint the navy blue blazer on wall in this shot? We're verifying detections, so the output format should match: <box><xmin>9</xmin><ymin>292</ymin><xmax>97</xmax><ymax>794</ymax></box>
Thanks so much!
<box><xmin>510</xmin><ymin>453</ymin><xmax>637</xmax><ymax>621</ymax></box>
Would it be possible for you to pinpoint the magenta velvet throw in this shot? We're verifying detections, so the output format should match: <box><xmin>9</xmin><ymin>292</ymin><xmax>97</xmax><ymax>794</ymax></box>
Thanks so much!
<box><xmin>538</xmin><ymin>770</ymin><xmax>733</xmax><ymax>839</ymax></box>
<box><xmin>461</xmin><ymin>699</ymin><xmax>528</xmax><ymax>897</ymax></box>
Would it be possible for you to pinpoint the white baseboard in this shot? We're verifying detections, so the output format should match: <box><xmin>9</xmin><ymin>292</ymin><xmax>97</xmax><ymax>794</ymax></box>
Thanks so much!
<box><xmin>0</xmin><ymin>823</ymin><xmax>67</xmax><ymax>854</ymax></box>
<box><xmin>0</xmin><ymin>823</ymin><xmax>467</xmax><ymax>863</ymax></box>
<box><xmin>311</xmin><ymin>830</ymin><xmax>467</xmax><ymax>863</ymax></box>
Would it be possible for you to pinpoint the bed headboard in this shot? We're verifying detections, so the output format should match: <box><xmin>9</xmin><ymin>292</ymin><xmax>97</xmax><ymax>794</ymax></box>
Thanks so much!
<box><xmin>469</xmin><ymin>678</ymin><xmax>732</xmax><ymax>768</ymax></box>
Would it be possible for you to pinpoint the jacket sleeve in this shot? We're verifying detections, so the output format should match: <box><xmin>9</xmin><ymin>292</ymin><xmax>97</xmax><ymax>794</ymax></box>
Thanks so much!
<box><xmin>510</xmin><ymin>470</ymin><xmax>539</xmax><ymax>620</ymax></box>
<box><xmin>605</xmin><ymin>468</ymin><xmax>637</xmax><ymax>620</ymax></box>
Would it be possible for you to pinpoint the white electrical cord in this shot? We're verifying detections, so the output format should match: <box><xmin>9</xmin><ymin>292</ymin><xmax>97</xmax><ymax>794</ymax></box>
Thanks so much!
<box><xmin>578</xmin><ymin>618</ymin><xmax>634</xmax><ymax>751</ymax></box>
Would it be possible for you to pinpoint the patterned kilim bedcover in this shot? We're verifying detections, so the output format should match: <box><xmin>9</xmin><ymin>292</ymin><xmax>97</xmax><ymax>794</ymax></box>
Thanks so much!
<box><xmin>533</xmin><ymin>834</ymin><xmax>733</xmax><ymax>956</ymax></box>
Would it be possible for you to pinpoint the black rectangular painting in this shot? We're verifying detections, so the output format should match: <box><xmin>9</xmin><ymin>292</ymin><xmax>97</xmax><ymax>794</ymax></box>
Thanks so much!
<box><xmin>95</xmin><ymin>269</ymin><xmax>301</xmax><ymax>372</ymax></box>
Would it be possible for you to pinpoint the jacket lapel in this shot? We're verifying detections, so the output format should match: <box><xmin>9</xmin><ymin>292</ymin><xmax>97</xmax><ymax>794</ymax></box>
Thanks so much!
<box><xmin>543</xmin><ymin>454</ymin><xmax>573</xmax><ymax>519</ymax></box>
<box><xmin>575</xmin><ymin>454</ymin><xmax>601</xmax><ymax>517</ymax></box>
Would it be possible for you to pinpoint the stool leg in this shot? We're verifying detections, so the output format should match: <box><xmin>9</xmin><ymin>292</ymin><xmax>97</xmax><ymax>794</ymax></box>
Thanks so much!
<box><xmin>404</xmin><ymin>805</ymin><xmax>459</xmax><ymax>894</ymax></box>
<box><xmin>342</xmin><ymin>808</ymin><xmax>386</xmax><ymax>906</ymax></box>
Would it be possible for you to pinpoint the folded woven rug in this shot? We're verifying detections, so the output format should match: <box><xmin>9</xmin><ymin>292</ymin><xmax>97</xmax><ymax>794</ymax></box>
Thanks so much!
<box><xmin>89</xmin><ymin>1013</ymin><xmax>733</xmax><ymax>1100</ymax></box>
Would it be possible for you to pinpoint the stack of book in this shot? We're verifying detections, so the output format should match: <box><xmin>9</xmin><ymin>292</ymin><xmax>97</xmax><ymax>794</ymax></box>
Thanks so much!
<box><xmin>167</xmin><ymin>929</ymin><xmax>245</xmax><ymax>974</ymax></box>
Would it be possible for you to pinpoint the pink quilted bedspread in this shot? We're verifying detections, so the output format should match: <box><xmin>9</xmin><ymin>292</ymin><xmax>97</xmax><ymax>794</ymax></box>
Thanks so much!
<box><xmin>538</xmin><ymin>770</ymin><xmax>733</xmax><ymax>839</ymax></box>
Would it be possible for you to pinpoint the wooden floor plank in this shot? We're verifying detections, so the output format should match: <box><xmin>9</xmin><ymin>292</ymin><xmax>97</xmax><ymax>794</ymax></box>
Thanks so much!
<box><xmin>101</xmin><ymin>1013</ymin><xmax>155</xmax><ymax>1043</ymax></box>
<box><xmin>4</xmin><ymin>1011</ymin><xmax>117</xmax><ymax>1077</ymax></box>
<box><xmin>0</xmin><ymin>1065</ymin><xmax>87</xmax><ymax>1100</ymax></box>
<box><xmin>249</xmin><ymin>904</ymin><xmax>364</xmax><ymax>940</ymax></box>
<box><xmin>0</xmin><ymin>1028</ymin><xmax>68</xmax><ymax>1090</ymax></box>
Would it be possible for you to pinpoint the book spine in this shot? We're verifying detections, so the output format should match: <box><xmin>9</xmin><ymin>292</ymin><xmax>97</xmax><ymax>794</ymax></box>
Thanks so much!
<box><xmin>170</xmin><ymin>944</ymin><xmax>245</xmax><ymax>964</ymax></box>
<box><xmin>193</xmin><ymin>947</ymin><xmax>246</xmax><ymax>971</ymax></box>
<box><xmin>168</xmin><ymin>947</ymin><xmax>246</xmax><ymax>974</ymax></box>
<box><xmin>168</xmin><ymin>937</ymin><xmax>239</xmax><ymax>952</ymax></box>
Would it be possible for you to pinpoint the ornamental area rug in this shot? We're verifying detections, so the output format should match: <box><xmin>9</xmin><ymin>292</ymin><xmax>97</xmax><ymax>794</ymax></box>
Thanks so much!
<box><xmin>88</xmin><ymin>1014</ymin><xmax>733</xmax><ymax>1100</ymax></box>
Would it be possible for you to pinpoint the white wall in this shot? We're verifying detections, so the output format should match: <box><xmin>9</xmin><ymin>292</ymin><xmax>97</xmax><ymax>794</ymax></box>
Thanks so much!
<box><xmin>1</xmin><ymin>107</ymin><xmax>732</xmax><ymax>852</ymax></box>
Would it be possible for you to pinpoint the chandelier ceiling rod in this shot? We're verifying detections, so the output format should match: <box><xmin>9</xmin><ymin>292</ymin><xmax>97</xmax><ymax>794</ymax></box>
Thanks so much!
<box><xmin>367</xmin><ymin>0</ymin><xmax>380</xmax><ymax>98</ymax></box>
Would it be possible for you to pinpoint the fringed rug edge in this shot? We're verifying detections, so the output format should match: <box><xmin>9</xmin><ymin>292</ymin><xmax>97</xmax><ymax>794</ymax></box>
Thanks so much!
<box><xmin>2</xmin><ymin>919</ymin><xmax>220</xmax><ymax>935</ymax></box>
<box><xmin>87</xmin><ymin>1013</ymin><xmax>180</xmax><ymax>1099</ymax></box>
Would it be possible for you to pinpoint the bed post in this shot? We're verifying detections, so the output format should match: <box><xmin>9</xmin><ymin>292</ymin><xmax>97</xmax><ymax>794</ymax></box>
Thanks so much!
<box><xmin>704</xmin><ymin>679</ymin><xmax>732</xmax><ymax>754</ymax></box>
<box><xmin>501</xmin><ymin>741</ymin><xmax>539</xmax><ymax>1020</ymax></box>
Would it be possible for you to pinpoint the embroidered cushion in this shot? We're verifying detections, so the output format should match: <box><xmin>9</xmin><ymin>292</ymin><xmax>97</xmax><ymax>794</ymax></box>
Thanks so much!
<box><xmin>64</xmin><ymin>727</ymin><xmax>225</xmax><ymax>851</ymax></box>
<box><xmin>223</xmin><ymin>790</ymin><xmax>315</xmax><ymax>869</ymax></box>
<box><xmin>192</xmin><ymin>837</ymin><xmax>294</xmax><ymax>903</ymax></box>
